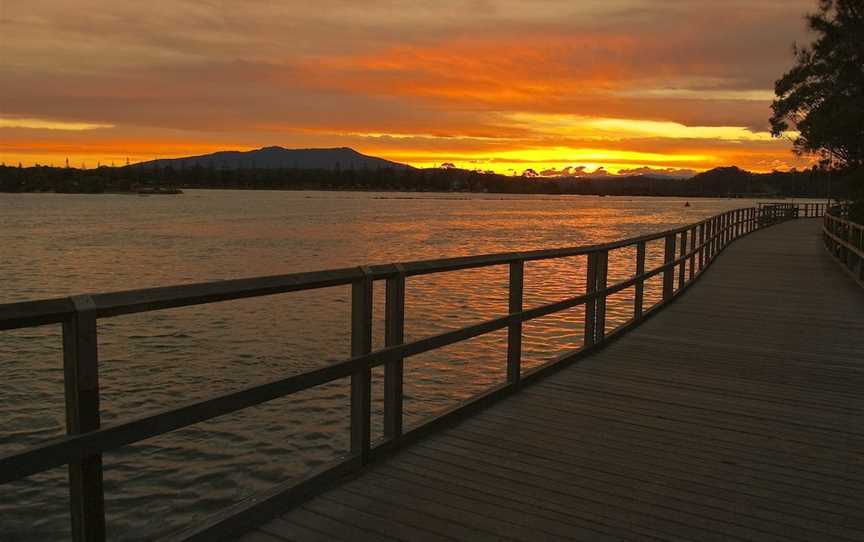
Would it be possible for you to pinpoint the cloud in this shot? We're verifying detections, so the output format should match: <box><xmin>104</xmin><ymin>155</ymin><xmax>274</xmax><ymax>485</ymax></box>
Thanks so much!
<box><xmin>0</xmin><ymin>0</ymin><xmax>818</xmax><ymax>171</ymax></box>
<box><xmin>0</xmin><ymin>117</ymin><xmax>114</xmax><ymax>131</ymax></box>
<box><xmin>531</xmin><ymin>164</ymin><xmax>695</xmax><ymax>179</ymax></box>
<box><xmin>615</xmin><ymin>167</ymin><xmax>697</xmax><ymax>179</ymax></box>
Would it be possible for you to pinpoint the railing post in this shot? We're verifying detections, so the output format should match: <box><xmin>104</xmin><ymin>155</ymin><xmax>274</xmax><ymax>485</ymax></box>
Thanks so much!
<box><xmin>731</xmin><ymin>210</ymin><xmax>736</xmax><ymax>239</ymax></box>
<box><xmin>584</xmin><ymin>253</ymin><xmax>598</xmax><ymax>346</ymax></box>
<box><xmin>662</xmin><ymin>234</ymin><xmax>676</xmax><ymax>300</ymax></box>
<box><xmin>858</xmin><ymin>228</ymin><xmax>864</xmax><ymax>283</ymax></box>
<box><xmin>383</xmin><ymin>265</ymin><xmax>405</xmax><ymax>440</ymax></box>
<box><xmin>698</xmin><ymin>222</ymin><xmax>705</xmax><ymax>270</ymax></box>
<box><xmin>716</xmin><ymin>215</ymin><xmax>722</xmax><ymax>249</ymax></box>
<box><xmin>63</xmin><ymin>295</ymin><xmax>106</xmax><ymax>542</ymax></box>
<box><xmin>705</xmin><ymin>220</ymin><xmax>711</xmax><ymax>264</ymax></box>
<box><xmin>634</xmin><ymin>240</ymin><xmax>646</xmax><ymax>320</ymax></box>
<box><xmin>712</xmin><ymin>217</ymin><xmax>719</xmax><ymax>258</ymax></box>
<box><xmin>844</xmin><ymin>221</ymin><xmax>850</xmax><ymax>264</ymax></box>
<box><xmin>725</xmin><ymin>212</ymin><xmax>731</xmax><ymax>244</ymax></box>
<box><xmin>678</xmin><ymin>229</ymin><xmax>687</xmax><ymax>290</ymax></box>
<box><xmin>689</xmin><ymin>226</ymin><xmax>696</xmax><ymax>280</ymax></box>
<box><xmin>350</xmin><ymin>268</ymin><xmax>373</xmax><ymax>463</ymax></box>
<box><xmin>708</xmin><ymin>218</ymin><xmax>716</xmax><ymax>261</ymax></box>
<box><xmin>595</xmin><ymin>250</ymin><xmax>608</xmax><ymax>341</ymax></box>
<box><xmin>507</xmin><ymin>260</ymin><xmax>524</xmax><ymax>388</ymax></box>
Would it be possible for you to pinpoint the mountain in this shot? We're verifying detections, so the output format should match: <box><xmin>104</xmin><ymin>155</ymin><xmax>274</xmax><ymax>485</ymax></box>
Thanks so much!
<box><xmin>688</xmin><ymin>166</ymin><xmax>762</xmax><ymax>194</ymax></box>
<box><xmin>129</xmin><ymin>146</ymin><xmax>410</xmax><ymax>171</ymax></box>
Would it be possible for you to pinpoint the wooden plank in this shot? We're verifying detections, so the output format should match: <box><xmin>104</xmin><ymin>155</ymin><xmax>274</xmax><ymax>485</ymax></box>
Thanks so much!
<box><xmin>404</xmin><ymin>442</ymin><xmax>792</xmax><ymax>542</ymax></box>
<box><xmin>457</xmin><ymin>415</ymin><xmax>863</xmax><ymax>513</ymax></box>
<box><xmin>303</xmin><ymin>494</ymin><xmax>454</xmax><ymax>542</ymax></box>
<box><xmin>389</xmin><ymin>451</ymin><xmax>702</xmax><ymax>542</ymax></box>
<box><xmin>272</xmin><ymin>510</ymin><xmax>397</xmax><ymax>542</ymax></box>
<box><xmin>317</xmin><ymin>489</ymin><xmax>503</xmax><ymax>542</ymax></box>
<box><xmin>234</xmin><ymin>530</ymin><xmax>285</xmax><ymax>542</ymax></box>
<box><xmin>340</xmin><ymin>475</ymin><xmax>586</xmax><ymax>542</ymax></box>
<box><xmin>372</xmin><ymin>463</ymin><xmax>659</xmax><ymax>542</ymax></box>
<box><xmin>426</xmin><ymin>430</ymin><xmax>856</xmax><ymax>539</ymax></box>
<box><xmin>497</xmin><ymin>396</ymin><xmax>864</xmax><ymax>482</ymax></box>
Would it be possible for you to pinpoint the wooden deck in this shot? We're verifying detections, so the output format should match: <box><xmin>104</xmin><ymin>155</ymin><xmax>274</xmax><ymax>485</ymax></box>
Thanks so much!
<box><xmin>239</xmin><ymin>218</ymin><xmax>864</xmax><ymax>542</ymax></box>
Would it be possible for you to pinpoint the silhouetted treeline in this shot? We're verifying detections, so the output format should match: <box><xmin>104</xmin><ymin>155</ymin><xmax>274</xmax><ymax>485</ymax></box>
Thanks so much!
<box><xmin>0</xmin><ymin>165</ymin><xmax>138</xmax><ymax>194</ymax></box>
<box><xmin>0</xmin><ymin>163</ymin><xmax>855</xmax><ymax>198</ymax></box>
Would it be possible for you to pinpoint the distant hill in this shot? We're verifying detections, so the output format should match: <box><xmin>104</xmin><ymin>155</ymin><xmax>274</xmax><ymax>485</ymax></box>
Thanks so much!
<box><xmin>687</xmin><ymin>166</ymin><xmax>823</xmax><ymax>196</ymax></box>
<box><xmin>129</xmin><ymin>146</ymin><xmax>410</xmax><ymax>171</ymax></box>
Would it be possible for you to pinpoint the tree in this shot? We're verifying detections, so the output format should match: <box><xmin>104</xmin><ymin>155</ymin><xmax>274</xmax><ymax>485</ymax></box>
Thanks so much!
<box><xmin>770</xmin><ymin>0</ymin><xmax>864</xmax><ymax>170</ymax></box>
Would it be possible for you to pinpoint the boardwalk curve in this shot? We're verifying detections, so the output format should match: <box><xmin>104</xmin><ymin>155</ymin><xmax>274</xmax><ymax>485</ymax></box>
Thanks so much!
<box><xmin>240</xmin><ymin>219</ymin><xmax>864</xmax><ymax>542</ymax></box>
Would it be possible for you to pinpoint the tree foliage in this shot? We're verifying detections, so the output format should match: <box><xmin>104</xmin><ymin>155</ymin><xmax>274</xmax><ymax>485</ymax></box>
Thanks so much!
<box><xmin>770</xmin><ymin>0</ymin><xmax>864</xmax><ymax>170</ymax></box>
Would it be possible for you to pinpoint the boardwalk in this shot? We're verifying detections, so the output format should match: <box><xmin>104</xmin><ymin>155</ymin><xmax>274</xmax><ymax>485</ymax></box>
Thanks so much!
<box><xmin>239</xmin><ymin>218</ymin><xmax>864</xmax><ymax>542</ymax></box>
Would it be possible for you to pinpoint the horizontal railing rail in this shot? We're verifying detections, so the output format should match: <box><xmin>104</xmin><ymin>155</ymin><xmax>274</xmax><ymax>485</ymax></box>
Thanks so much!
<box><xmin>0</xmin><ymin>202</ymin><xmax>825</xmax><ymax>542</ymax></box>
<box><xmin>823</xmin><ymin>203</ymin><xmax>864</xmax><ymax>287</ymax></box>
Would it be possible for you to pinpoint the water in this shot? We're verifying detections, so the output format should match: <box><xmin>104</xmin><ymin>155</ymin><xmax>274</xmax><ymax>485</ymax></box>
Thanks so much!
<box><xmin>0</xmin><ymin>190</ymin><xmax>777</xmax><ymax>540</ymax></box>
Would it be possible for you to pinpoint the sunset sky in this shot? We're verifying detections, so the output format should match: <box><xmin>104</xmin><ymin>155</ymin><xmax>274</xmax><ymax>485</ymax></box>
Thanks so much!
<box><xmin>0</xmin><ymin>0</ymin><xmax>819</xmax><ymax>175</ymax></box>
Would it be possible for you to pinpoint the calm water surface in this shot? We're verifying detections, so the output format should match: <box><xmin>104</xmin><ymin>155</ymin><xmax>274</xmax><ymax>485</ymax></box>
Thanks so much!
<box><xmin>0</xmin><ymin>190</ymin><xmax>777</xmax><ymax>540</ymax></box>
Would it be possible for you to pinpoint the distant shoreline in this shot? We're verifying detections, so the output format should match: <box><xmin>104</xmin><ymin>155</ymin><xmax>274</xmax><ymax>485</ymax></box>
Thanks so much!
<box><xmin>1</xmin><ymin>163</ymin><xmax>851</xmax><ymax>199</ymax></box>
<box><xmin>0</xmin><ymin>185</ymin><xmax>825</xmax><ymax>200</ymax></box>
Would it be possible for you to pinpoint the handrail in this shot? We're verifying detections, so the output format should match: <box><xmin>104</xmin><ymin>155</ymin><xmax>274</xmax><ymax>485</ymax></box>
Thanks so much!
<box><xmin>0</xmin><ymin>201</ymin><xmax>825</xmax><ymax>542</ymax></box>
<box><xmin>823</xmin><ymin>203</ymin><xmax>864</xmax><ymax>287</ymax></box>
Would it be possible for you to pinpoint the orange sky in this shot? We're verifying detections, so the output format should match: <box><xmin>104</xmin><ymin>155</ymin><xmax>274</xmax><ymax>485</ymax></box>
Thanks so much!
<box><xmin>0</xmin><ymin>0</ymin><xmax>818</xmax><ymax>175</ymax></box>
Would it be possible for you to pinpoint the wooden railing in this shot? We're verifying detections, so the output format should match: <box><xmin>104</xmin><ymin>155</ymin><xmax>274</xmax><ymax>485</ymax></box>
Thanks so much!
<box><xmin>824</xmin><ymin>203</ymin><xmax>864</xmax><ymax>287</ymax></box>
<box><xmin>0</xmin><ymin>203</ymin><xmax>824</xmax><ymax>541</ymax></box>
